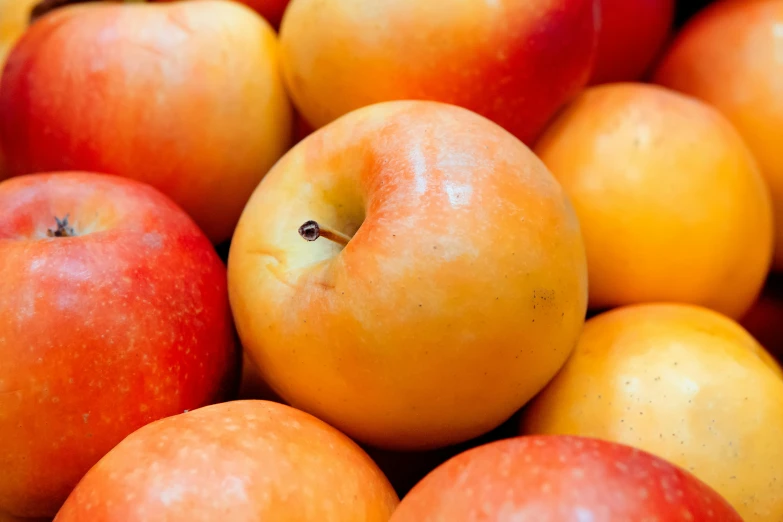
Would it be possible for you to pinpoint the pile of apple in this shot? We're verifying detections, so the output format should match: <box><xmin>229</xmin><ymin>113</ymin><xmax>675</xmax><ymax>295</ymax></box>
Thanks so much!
<box><xmin>2</xmin><ymin>0</ymin><xmax>782</xmax><ymax>520</ymax></box>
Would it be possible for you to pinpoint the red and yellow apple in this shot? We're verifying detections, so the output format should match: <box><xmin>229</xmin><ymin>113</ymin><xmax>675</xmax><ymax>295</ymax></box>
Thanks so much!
<box><xmin>0</xmin><ymin>172</ymin><xmax>238</xmax><ymax>520</ymax></box>
<box><xmin>589</xmin><ymin>0</ymin><xmax>675</xmax><ymax>84</ymax></box>
<box><xmin>654</xmin><ymin>0</ymin><xmax>783</xmax><ymax>271</ymax></box>
<box><xmin>54</xmin><ymin>400</ymin><xmax>399</xmax><ymax>522</ymax></box>
<box><xmin>391</xmin><ymin>435</ymin><xmax>743</xmax><ymax>521</ymax></box>
<box><xmin>0</xmin><ymin>0</ymin><xmax>292</xmax><ymax>244</ymax></box>
<box><xmin>228</xmin><ymin>100</ymin><xmax>588</xmax><ymax>451</ymax></box>
<box><xmin>279</xmin><ymin>0</ymin><xmax>598</xmax><ymax>145</ymax></box>
<box><xmin>520</xmin><ymin>303</ymin><xmax>783</xmax><ymax>522</ymax></box>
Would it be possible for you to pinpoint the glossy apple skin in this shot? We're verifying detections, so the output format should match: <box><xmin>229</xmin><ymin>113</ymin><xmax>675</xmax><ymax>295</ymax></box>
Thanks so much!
<box><xmin>228</xmin><ymin>100</ymin><xmax>588</xmax><ymax>451</ymax></box>
<box><xmin>590</xmin><ymin>0</ymin><xmax>675</xmax><ymax>84</ymax></box>
<box><xmin>535</xmin><ymin>83</ymin><xmax>773</xmax><ymax>319</ymax></box>
<box><xmin>520</xmin><ymin>303</ymin><xmax>783</xmax><ymax>522</ymax></box>
<box><xmin>0</xmin><ymin>172</ymin><xmax>238</xmax><ymax>519</ymax></box>
<box><xmin>390</xmin><ymin>435</ymin><xmax>742</xmax><ymax>522</ymax></box>
<box><xmin>0</xmin><ymin>0</ymin><xmax>292</xmax><ymax>244</ymax></box>
<box><xmin>655</xmin><ymin>0</ymin><xmax>783</xmax><ymax>271</ymax></box>
<box><xmin>279</xmin><ymin>0</ymin><xmax>598</xmax><ymax>145</ymax></box>
<box><xmin>54</xmin><ymin>400</ymin><xmax>399</xmax><ymax>522</ymax></box>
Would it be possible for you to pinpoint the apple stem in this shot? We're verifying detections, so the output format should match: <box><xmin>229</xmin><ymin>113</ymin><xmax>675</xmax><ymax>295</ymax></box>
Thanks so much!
<box><xmin>47</xmin><ymin>215</ymin><xmax>76</xmax><ymax>238</ymax></box>
<box><xmin>298</xmin><ymin>220</ymin><xmax>351</xmax><ymax>246</ymax></box>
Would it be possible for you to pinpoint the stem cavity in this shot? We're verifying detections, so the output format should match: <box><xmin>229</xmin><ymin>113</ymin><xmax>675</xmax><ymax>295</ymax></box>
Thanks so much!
<box><xmin>47</xmin><ymin>215</ymin><xmax>76</xmax><ymax>238</ymax></box>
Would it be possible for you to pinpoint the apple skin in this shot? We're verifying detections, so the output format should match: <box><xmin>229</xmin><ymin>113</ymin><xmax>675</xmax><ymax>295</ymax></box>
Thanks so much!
<box><xmin>654</xmin><ymin>0</ymin><xmax>783</xmax><ymax>271</ymax></box>
<box><xmin>279</xmin><ymin>0</ymin><xmax>598</xmax><ymax>145</ymax></box>
<box><xmin>520</xmin><ymin>303</ymin><xmax>783</xmax><ymax>522</ymax></box>
<box><xmin>589</xmin><ymin>0</ymin><xmax>675</xmax><ymax>84</ymax></box>
<box><xmin>0</xmin><ymin>0</ymin><xmax>292</xmax><ymax>244</ymax></box>
<box><xmin>534</xmin><ymin>83</ymin><xmax>773</xmax><ymax>319</ymax></box>
<box><xmin>227</xmin><ymin>100</ymin><xmax>588</xmax><ymax>451</ymax></box>
<box><xmin>54</xmin><ymin>400</ymin><xmax>399</xmax><ymax>522</ymax></box>
<box><xmin>0</xmin><ymin>172</ymin><xmax>239</xmax><ymax>519</ymax></box>
<box><xmin>390</xmin><ymin>435</ymin><xmax>743</xmax><ymax>522</ymax></box>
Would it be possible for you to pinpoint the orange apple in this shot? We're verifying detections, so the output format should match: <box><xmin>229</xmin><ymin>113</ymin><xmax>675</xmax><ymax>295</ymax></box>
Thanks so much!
<box><xmin>534</xmin><ymin>83</ymin><xmax>773</xmax><ymax>318</ymax></box>
<box><xmin>54</xmin><ymin>401</ymin><xmax>398</xmax><ymax>522</ymax></box>
<box><xmin>0</xmin><ymin>0</ymin><xmax>292</xmax><ymax>244</ymax></box>
<box><xmin>520</xmin><ymin>303</ymin><xmax>783</xmax><ymax>522</ymax></box>
<box><xmin>279</xmin><ymin>0</ymin><xmax>598</xmax><ymax>145</ymax></box>
<box><xmin>228</xmin><ymin>100</ymin><xmax>588</xmax><ymax>451</ymax></box>
<box><xmin>0</xmin><ymin>172</ymin><xmax>238</xmax><ymax>520</ymax></box>
<box><xmin>654</xmin><ymin>0</ymin><xmax>783</xmax><ymax>271</ymax></box>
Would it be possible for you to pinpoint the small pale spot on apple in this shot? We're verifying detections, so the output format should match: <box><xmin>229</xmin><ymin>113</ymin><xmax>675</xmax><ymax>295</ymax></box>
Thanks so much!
<box><xmin>574</xmin><ymin>507</ymin><xmax>594</xmax><ymax>522</ymax></box>
<box><xmin>143</xmin><ymin>232</ymin><xmax>164</xmax><ymax>250</ymax></box>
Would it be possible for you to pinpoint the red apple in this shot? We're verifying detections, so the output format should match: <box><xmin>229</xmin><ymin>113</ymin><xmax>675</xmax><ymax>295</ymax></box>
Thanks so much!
<box><xmin>228</xmin><ymin>100</ymin><xmax>588</xmax><ymax>451</ymax></box>
<box><xmin>0</xmin><ymin>172</ymin><xmax>238</xmax><ymax>520</ymax></box>
<box><xmin>279</xmin><ymin>0</ymin><xmax>598</xmax><ymax>145</ymax></box>
<box><xmin>590</xmin><ymin>0</ymin><xmax>675</xmax><ymax>84</ymax></box>
<box><xmin>0</xmin><ymin>0</ymin><xmax>293</xmax><ymax>244</ymax></box>
<box><xmin>390</xmin><ymin>435</ymin><xmax>743</xmax><ymax>521</ymax></box>
<box><xmin>54</xmin><ymin>400</ymin><xmax>399</xmax><ymax>522</ymax></box>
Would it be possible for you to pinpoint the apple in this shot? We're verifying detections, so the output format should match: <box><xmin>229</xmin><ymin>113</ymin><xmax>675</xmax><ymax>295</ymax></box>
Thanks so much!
<box><xmin>590</xmin><ymin>0</ymin><xmax>675</xmax><ymax>84</ymax></box>
<box><xmin>520</xmin><ymin>303</ymin><xmax>783</xmax><ymax>522</ymax></box>
<box><xmin>0</xmin><ymin>0</ymin><xmax>292</xmax><ymax>244</ymax></box>
<box><xmin>228</xmin><ymin>100</ymin><xmax>589</xmax><ymax>451</ymax></box>
<box><xmin>54</xmin><ymin>400</ymin><xmax>399</xmax><ymax>522</ymax></box>
<box><xmin>390</xmin><ymin>435</ymin><xmax>742</xmax><ymax>521</ymax></box>
<box><xmin>534</xmin><ymin>83</ymin><xmax>773</xmax><ymax>319</ymax></box>
<box><xmin>654</xmin><ymin>0</ymin><xmax>783</xmax><ymax>272</ymax></box>
<box><xmin>279</xmin><ymin>0</ymin><xmax>598</xmax><ymax>145</ymax></box>
<box><xmin>0</xmin><ymin>172</ymin><xmax>238</xmax><ymax>519</ymax></box>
